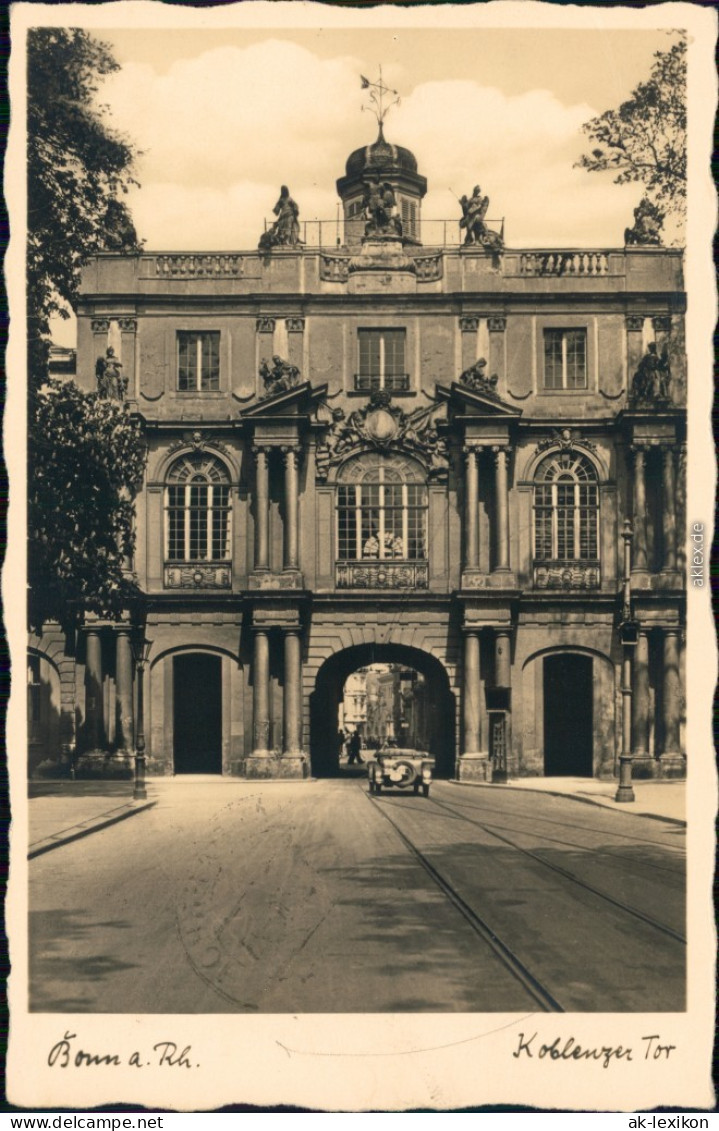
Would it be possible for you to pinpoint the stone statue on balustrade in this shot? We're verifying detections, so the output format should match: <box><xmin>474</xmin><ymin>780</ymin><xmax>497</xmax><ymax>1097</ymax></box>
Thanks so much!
<box><xmin>629</xmin><ymin>342</ymin><xmax>672</xmax><ymax>404</ymax></box>
<box><xmin>95</xmin><ymin>347</ymin><xmax>126</xmax><ymax>401</ymax></box>
<box><xmin>458</xmin><ymin>357</ymin><xmax>500</xmax><ymax>399</ymax></box>
<box><xmin>258</xmin><ymin>186</ymin><xmax>303</xmax><ymax>251</ymax></box>
<box><xmin>259</xmin><ymin>355</ymin><xmax>302</xmax><ymax>398</ymax></box>
<box><xmin>624</xmin><ymin>198</ymin><xmax>663</xmax><ymax>246</ymax></box>
<box><xmin>459</xmin><ymin>186</ymin><xmax>503</xmax><ymax>250</ymax></box>
<box><xmin>363</xmin><ymin>178</ymin><xmax>403</xmax><ymax>239</ymax></box>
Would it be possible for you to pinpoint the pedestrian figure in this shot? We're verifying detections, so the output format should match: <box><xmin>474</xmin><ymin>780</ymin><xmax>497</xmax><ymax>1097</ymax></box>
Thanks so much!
<box><xmin>347</xmin><ymin>731</ymin><xmax>363</xmax><ymax>765</ymax></box>
<box><xmin>337</xmin><ymin>728</ymin><xmax>346</xmax><ymax>761</ymax></box>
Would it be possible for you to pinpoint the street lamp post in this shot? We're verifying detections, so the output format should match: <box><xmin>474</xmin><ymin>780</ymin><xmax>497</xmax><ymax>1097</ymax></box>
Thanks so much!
<box><xmin>615</xmin><ymin>519</ymin><xmax>637</xmax><ymax>803</ymax></box>
<box><xmin>131</xmin><ymin>635</ymin><xmax>152</xmax><ymax>802</ymax></box>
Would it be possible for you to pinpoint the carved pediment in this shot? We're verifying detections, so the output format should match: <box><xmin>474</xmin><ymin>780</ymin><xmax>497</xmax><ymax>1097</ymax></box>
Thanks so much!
<box><xmin>239</xmin><ymin>380</ymin><xmax>328</xmax><ymax>420</ymax></box>
<box><xmin>436</xmin><ymin>381</ymin><xmax>522</xmax><ymax>419</ymax></box>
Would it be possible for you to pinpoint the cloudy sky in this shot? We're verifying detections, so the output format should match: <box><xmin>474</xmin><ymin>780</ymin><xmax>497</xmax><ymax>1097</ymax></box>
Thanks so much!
<box><xmin>46</xmin><ymin>22</ymin><xmax>678</xmax><ymax>345</ymax></box>
<box><xmin>97</xmin><ymin>26</ymin><xmax>674</xmax><ymax>251</ymax></box>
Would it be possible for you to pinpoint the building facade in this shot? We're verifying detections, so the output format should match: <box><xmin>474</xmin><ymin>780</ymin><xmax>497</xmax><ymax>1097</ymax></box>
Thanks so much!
<box><xmin>29</xmin><ymin>130</ymin><xmax>687</xmax><ymax>782</ymax></box>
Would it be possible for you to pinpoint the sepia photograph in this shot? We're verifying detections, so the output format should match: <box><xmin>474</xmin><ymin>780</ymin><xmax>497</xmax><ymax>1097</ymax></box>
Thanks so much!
<box><xmin>6</xmin><ymin>0</ymin><xmax>716</xmax><ymax>1113</ymax></box>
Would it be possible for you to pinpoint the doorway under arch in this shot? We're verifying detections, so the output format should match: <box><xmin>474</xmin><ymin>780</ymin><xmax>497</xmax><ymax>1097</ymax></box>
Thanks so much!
<box><xmin>543</xmin><ymin>652</ymin><xmax>593</xmax><ymax>776</ymax></box>
<box><xmin>310</xmin><ymin>644</ymin><xmax>456</xmax><ymax>778</ymax></box>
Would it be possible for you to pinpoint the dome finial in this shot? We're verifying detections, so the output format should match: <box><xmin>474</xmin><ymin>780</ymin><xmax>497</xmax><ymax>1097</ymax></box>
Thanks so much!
<box><xmin>360</xmin><ymin>65</ymin><xmax>401</xmax><ymax>131</ymax></box>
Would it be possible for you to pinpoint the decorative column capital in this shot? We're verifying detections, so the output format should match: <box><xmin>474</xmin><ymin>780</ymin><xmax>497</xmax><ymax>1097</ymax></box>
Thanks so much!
<box><xmin>285</xmin><ymin>317</ymin><xmax>305</xmax><ymax>333</ymax></box>
<box><xmin>281</xmin><ymin>444</ymin><xmax>302</xmax><ymax>463</ymax></box>
<box><xmin>652</xmin><ymin>315</ymin><xmax>672</xmax><ymax>333</ymax></box>
<box><xmin>631</xmin><ymin>442</ymin><xmax>648</xmax><ymax>459</ymax></box>
<box><xmin>256</xmin><ymin>317</ymin><xmax>276</xmax><ymax>333</ymax></box>
<box><xmin>459</xmin><ymin>316</ymin><xmax>480</xmax><ymax>332</ymax></box>
<box><xmin>91</xmin><ymin>319</ymin><xmax>110</xmax><ymax>333</ymax></box>
<box><xmin>117</xmin><ymin>318</ymin><xmax>137</xmax><ymax>333</ymax></box>
<box><xmin>252</xmin><ymin>444</ymin><xmax>272</xmax><ymax>458</ymax></box>
<box><xmin>487</xmin><ymin>316</ymin><xmax>507</xmax><ymax>333</ymax></box>
<box><xmin>625</xmin><ymin>315</ymin><xmax>645</xmax><ymax>332</ymax></box>
<box><xmin>491</xmin><ymin>444</ymin><xmax>511</xmax><ymax>463</ymax></box>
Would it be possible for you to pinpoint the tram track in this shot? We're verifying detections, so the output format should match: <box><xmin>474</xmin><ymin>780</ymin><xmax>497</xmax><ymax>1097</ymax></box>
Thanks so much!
<box><xmin>363</xmin><ymin>786</ymin><xmax>566</xmax><ymax>1013</ymax></box>
<box><xmin>424</xmin><ymin>792</ymin><xmax>686</xmax><ymax>945</ymax></box>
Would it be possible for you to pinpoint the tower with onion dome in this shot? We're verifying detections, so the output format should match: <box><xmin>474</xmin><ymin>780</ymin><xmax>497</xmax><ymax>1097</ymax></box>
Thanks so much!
<box><xmin>336</xmin><ymin>69</ymin><xmax>427</xmax><ymax>248</ymax></box>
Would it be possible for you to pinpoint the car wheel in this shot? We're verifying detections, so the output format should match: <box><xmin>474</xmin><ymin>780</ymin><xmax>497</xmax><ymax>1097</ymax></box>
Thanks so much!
<box><xmin>422</xmin><ymin>783</ymin><xmax>430</xmax><ymax>798</ymax></box>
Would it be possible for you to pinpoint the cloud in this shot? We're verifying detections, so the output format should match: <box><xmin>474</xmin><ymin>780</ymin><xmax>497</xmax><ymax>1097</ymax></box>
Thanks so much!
<box><xmin>98</xmin><ymin>40</ymin><xmax>643</xmax><ymax>249</ymax></box>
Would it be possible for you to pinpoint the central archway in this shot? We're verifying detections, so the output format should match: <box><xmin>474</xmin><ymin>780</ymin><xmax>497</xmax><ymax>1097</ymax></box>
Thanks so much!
<box><xmin>310</xmin><ymin>644</ymin><xmax>456</xmax><ymax>778</ymax></box>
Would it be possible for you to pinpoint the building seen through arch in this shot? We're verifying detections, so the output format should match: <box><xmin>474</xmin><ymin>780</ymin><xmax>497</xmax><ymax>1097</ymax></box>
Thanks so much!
<box><xmin>29</xmin><ymin>113</ymin><xmax>686</xmax><ymax>784</ymax></box>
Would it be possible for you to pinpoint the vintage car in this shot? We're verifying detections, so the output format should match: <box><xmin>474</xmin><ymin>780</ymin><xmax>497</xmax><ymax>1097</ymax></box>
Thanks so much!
<box><xmin>367</xmin><ymin>747</ymin><xmax>435</xmax><ymax>797</ymax></box>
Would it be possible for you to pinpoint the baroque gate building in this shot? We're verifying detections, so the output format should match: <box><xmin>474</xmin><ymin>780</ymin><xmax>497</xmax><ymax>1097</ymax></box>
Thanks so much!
<box><xmin>29</xmin><ymin>128</ymin><xmax>687</xmax><ymax>783</ymax></box>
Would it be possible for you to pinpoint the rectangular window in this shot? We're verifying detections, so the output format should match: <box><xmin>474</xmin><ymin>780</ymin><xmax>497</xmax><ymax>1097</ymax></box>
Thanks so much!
<box><xmin>543</xmin><ymin>329</ymin><xmax>587</xmax><ymax>390</ymax></box>
<box><xmin>356</xmin><ymin>329</ymin><xmax>409</xmax><ymax>392</ymax></box>
<box><xmin>178</xmin><ymin>331</ymin><xmax>220</xmax><ymax>392</ymax></box>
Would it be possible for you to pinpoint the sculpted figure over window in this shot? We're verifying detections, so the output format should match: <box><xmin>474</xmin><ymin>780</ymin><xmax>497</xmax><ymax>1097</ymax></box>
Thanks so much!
<box><xmin>259</xmin><ymin>354</ymin><xmax>302</xmax><ymax>398</ymax></box>
<box><xmin>95</xmin><ymin>346</ymin><xmax>126</xmax><ymax>401</ymax></box>
<box><xmin>459</xmin><ymin>356</ymin><xmax>500</xmax><ymax>398</ymax></box>
<box><xmin>629</xmin><ymin>342</ymin><xmax>672</xmax><ymax>404</ymax></box>
<box><xmin>258</xmin><ymin>186</ymin><xmax>303</xmax><ymax>250</ymax></box>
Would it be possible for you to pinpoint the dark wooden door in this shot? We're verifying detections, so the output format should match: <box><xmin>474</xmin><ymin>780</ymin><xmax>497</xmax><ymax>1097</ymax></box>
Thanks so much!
<box><xmin>173</xmin><ymin>653</ymin><xmax>222</xmax><ymax>774</ymax></box>
<box><xmin>543</xmin><ymin>654</ymin><xmax>593</xmax><ymax>777</ymax></box>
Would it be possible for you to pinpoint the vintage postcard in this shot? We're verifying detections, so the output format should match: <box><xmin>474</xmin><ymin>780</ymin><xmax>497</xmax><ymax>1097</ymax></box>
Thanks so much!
<box><xmin>5</xmin><ymin>0</ymin><xmax>717</xmax><ymax>1113</ymax></box>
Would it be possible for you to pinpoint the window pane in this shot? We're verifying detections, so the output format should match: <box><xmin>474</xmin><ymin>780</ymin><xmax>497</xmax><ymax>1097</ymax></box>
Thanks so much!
<box><xmin>178</xmin><ymin>333</ymin><xmax>197</xmax><ymax>391</ymax></box>
<box><xmin>544</xmin><ymin>330</ymin><xmax>563</xmax><ymax>389</ymax></box>
<box><xmin>167</xmin><ymin>485</ymin><xmax>185</xmax><ymax>559</ymax></box>
<box><xmin>201</xmin><ymin>332</ymin><xmax>220</xmax><ymax>391</ymax></box>
<box><xmin>211</xmin><ymin>486</ymin><xmax>230</xmax><ymax>559</ymax></box>
<box><xmin>566</xmin><ymin>330</ymin><xmax>587</xmax><ymax>389</ymax></box>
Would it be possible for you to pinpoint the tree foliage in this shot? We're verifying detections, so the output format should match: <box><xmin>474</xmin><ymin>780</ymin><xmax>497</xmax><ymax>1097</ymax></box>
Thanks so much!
<box><xmin>577</xmin><ymin>36</ymin><xmax>686</xmax><ymax>236</ymax></box>
<box><xmin>27</xmin><ymin>28</ymin><xmax>141</xmax><ymax>390</ymax></box>
<box><xmin>28</xmin><ymin>381</ymin><xmax>147</xmax><ymax>629</ymax></box>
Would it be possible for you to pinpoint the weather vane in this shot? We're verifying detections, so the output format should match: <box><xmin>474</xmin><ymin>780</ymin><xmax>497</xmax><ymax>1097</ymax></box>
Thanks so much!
<box><xmin>360</xmin><ymin>66</ymin><xmax>401</xmax><ymax>130</ymax></box>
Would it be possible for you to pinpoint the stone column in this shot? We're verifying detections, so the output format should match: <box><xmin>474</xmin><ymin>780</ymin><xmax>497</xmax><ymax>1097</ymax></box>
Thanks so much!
<box><xmin>286</xmin><ymin>317</ymin><xmax>305</xmax><ymax>373</ymax></box>
<box><xmin>283</xmin><ymin>630</ymin><xmax>303</xmax><ymax>756</ymax></box>
<box><xmin>459</xmin><ymin>316</ymin><xmax>479</xmax><ymax>371</ymax></box>
<box><xmin>661</xmin><ymin>445</ymin><xmax>677</xmax><ymax>571</ymax></box>
<box><xmin>493</xmin><ymin>446</ymin><xmax>510</xmax><ymax>571</ymax></box>
<box><xmin>118</xmin><ymin>318</ymin><xmax>137</xmax><ymax>400</ymax></box>
<box><xmin>495</xmin><ymin>631</ymin><xmax>511</xmax><ymax>689</ymax></box>
<box><xmin>115</xmin><ymin>628</ymin><xmax>134</xmax><ymax>754</ymax></box>
<box><xmin>84</xmin><ymin>629</ymin><xmax>104</xmax><ymax>752</ymax></box>
<box><xmin>252</xmin><ymin>630</ymin><xmax>271</xmax><ymax>756</ymax></box>
<box><xmin>631</xmin><ymin>629</ymin><xmax>652</xmax><ymax>774</ymax></box>
<box><xmin>625</xmin><ymin>315</ymin><xmax>645</xmax><ymax>384</ymax></box>
<box><xmin>631</xmin><ymin>445</ymin><xmax>648</xmax><ymax>571</ymax></box>
<box><xmin>463</xmin><ymin>631</ymin><xmax>481</xmax><ymax>755</ymax></box>
<box><xmin>487</xmin><ymin>316</ymin><xmax>506</xmax><ymax>385</ymax></box>
<box><xmin>283</xmin><ymin>446</ymin><xmax>300</xmax><ymax>571</ymax></box>
<box><xmin>253</xmin><ymin>446</ymin><xmax>270</xmax><ymax>571</ymax></box>
<box><xmin>464</xmin><ymin>448</ymin><xmax>479</xmax><ymax>570</ymax></box>
<box><xmin>661</xmin><ymin>629</ymin><xmax>683</xmax><ymax>773</ymax></box>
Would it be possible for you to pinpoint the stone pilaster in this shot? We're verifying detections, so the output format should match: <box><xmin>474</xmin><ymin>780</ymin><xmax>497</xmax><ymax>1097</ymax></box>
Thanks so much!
<box><xmin>494</xmin><ymin>630</ymin><xmax>511</xmax><ymax>689</ymax></box>
<box><xmin>625</xmin><ymin>315</ymin><xmax>645</xmax><ymax>382</ymax></box>
<box><xmin>282</xmin><ymin>630</ymin><xmax>303</xmax><ymax>759</ymax></box>
<box><xmin>118</xmin><ymin>318</ymin><xmax>137</xmax><ymax>399</ymax></box>
<box><xmin>487</xmin><ymin>315</ymin><xmax>506</xmax><ymax>385</ymax></box>
<box><xmin>251</xmin><ymin>630</ymin><xmax>271</xmax><ymax>757</ymax></box>
<box><xmin>459</xmin><ymin>316</ymin><xmax>479</xmax><ymax>371</ymax></box>
<box><xmin>285</xmin><ymin>317</ymin><xmax>305</xmax><ymax>372</ymax></box>
<box><xmin>458</xmin><ymin>630</ymin><xmax>489</xmax><ymax>781</ymax></box>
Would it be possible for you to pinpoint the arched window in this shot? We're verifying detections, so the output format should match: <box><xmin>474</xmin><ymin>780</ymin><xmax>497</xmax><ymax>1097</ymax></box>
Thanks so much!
<box><xmin>165</xmin><ymin>454</ymin><xmax>231</xmax><ymax>563</ymax></box>
<box><xmin>337</xmin><ymin>454</ymin><xmax>427</xmax><ymax>562</ymax></box>
<box><xmin>533</xmin><ymin>452</ymin><xmax>599</xmax><ymax>564</ymax></box>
